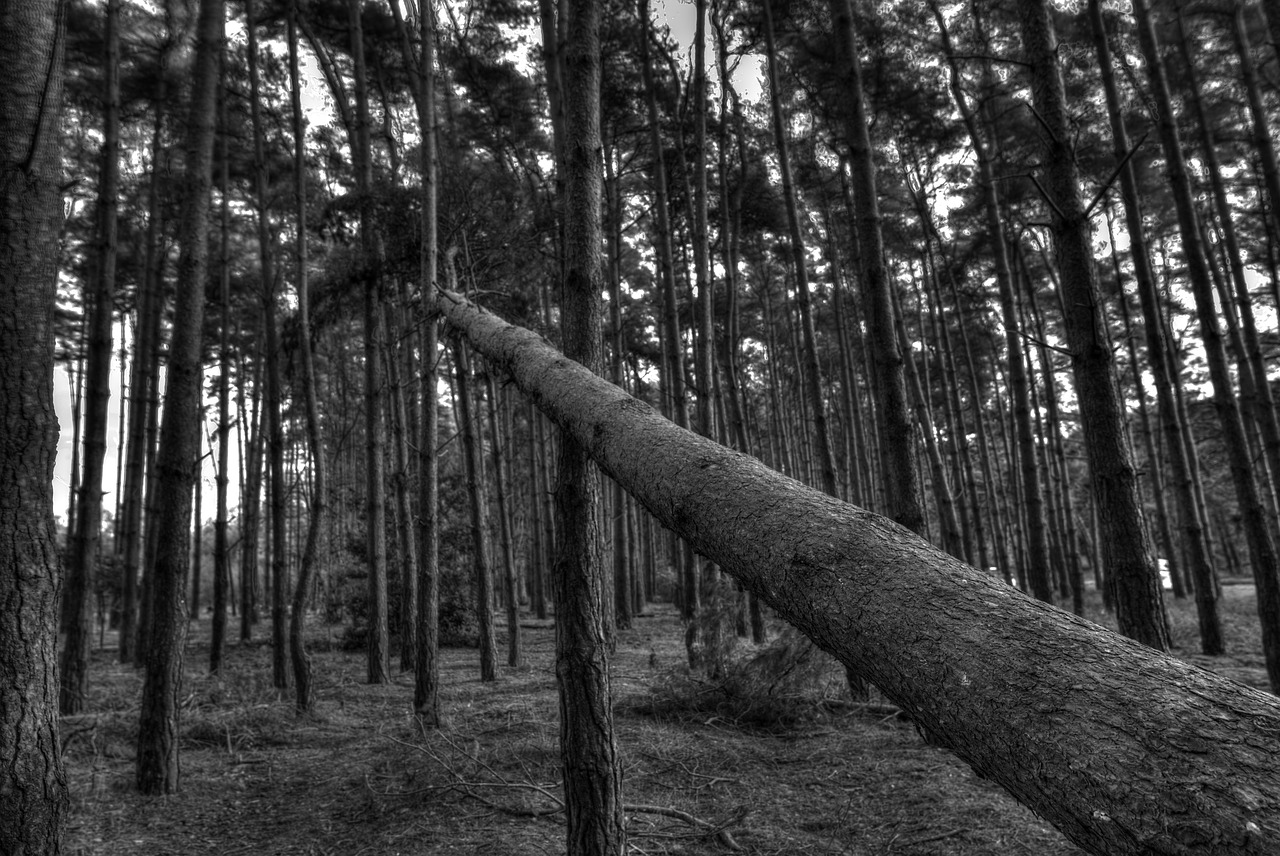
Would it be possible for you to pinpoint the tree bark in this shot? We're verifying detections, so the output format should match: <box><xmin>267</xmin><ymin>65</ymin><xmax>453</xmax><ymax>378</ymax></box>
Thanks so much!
<box><xmin>0</xmin><ymin>0</ymin><xmax>70</xmax><ymax>843</ymax></box>
<box><xmin>1132</xmin><ymin>0</ymin><xmax>1280</xmax><ymax>692</ymax></box>
<box><xmin>135</xmin><ymin>0</ymin><xmax>223</xmax><ymax>794</ymax></box>
<box><xmin>828</xmin><ymin>0</ymin><xmax>922</xmax><ymax>533</ymax></box>
<box><xmin>436</xmin><ymin>285</ymin><xmax>1280</xmax><ymax>856</ymax></box>
<box><xmin>928</xmin><ymin>0</ymin><xmax>1052</xmax><ymax>600</ymax></box>
<box><xmin>288</xmin><ymin>0</ymin><xmax>325</xmax><ymax>712</ymax></box>
<box><xmin>61</xmin><ymin>0</ymin><xmax>119</xmax><ymax>714</ymax></box>
<box><xmin>452</xmin><ymin>339</ymin><xmax>498</xmax><ymax>681</ymax></box>
<box><xmin>550</xmin><ymin>0</ymin><xmax>625</xmax><ymax>849</ymax></box>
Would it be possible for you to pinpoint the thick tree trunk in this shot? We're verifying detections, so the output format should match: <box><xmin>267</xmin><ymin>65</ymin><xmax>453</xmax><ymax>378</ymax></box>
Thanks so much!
<box><xmin>0</xmin><ymin>0</ymin><xmax>70</xmax><ymax>844</ymax></box>
<box><xmin>135</xmin><ymin>0</ymin><xmax>223</xmax><ymax>794</ymax></box>
<box><xmin>435</xmin><ymin>285</ymin><xmax>1280</xmax><ymax>856</ymax></box>
<box><xmin>552</xmin><ymin>0</ymin><xmax>625</xmax><ymax>850</ymax></box>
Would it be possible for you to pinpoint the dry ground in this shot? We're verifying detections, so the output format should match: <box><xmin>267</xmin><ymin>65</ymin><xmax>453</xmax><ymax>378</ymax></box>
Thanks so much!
<box><xmin>62</xmin><ymin>582</ymin><xmax>1269</xmax><ymax>855</ymax></box>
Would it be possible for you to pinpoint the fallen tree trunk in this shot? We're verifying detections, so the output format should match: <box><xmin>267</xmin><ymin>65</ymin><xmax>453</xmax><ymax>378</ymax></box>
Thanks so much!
<box><xmin>431</xmin><ymin>288</ymin><xmax>1280</xmax><ymax>856</ymax></box>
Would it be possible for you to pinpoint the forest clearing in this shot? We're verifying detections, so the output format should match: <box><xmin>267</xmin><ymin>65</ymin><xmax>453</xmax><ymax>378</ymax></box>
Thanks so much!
<box><xmin>60</xmin><ymin>587</ymin><xmax>1268</xmax><ymax>856</ymax></box>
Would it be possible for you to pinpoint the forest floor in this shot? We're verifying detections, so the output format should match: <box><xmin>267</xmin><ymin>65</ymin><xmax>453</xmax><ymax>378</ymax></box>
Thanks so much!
<box><xmin>62</xmin><ymin>580</ymin><xmax>1269</xmax><ymax>856</ymax></box>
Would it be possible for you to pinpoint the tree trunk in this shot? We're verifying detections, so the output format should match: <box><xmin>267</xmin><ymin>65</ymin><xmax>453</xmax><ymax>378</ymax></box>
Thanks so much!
<box><xmin>828</xmin><ymin>0</ymin><xmax>922</xmax><ymax>533</ymax></box>
<box><xmin>553</xmin><ymin>0</ymin><xmax>625</xmax><ymax>850</ymax></box>
<box><xmin>1088</xmin><ymin>0</ymin><xmax>1223</xmax><ymax>653</ymax></box>
<box><xmin>928</xmin><ymin>0</ymin><xmax>1052</xmax><ymax>600</ymax></box>
<box><xmin>0</xmin><ymin>0</ymin><xmax>70</xmax><ymax>843</ymax></box>
<box><xmin>486</xmin><ymin>375</ymin><xmax>522</xmax><ymax>667</ymax></box>
<box><xmin>349</xmin><ymin>0</ymin><xmax>390</xmax><ymax>685</ymax></box>
<box><xmin>61</xmin><ymin>0</ymin><xmax>119</xmax><ymax>714</ymax></box>
<box><xmin>135</xmin><ymin>0</ymin><xmax>223</xmax><ymax>794</ymax></box>
<box><xmin>212</xmin><ymin>80</ymin><xmax>231</xmax><ymax>674</ymax></box>
<box><xmin>1133</xmin><ymin>0</ymin><xmax>1280</xmax><ymax>692</ymax></box>
<box><xmin>437</xmin><ymin>285</ymin><xmax>1280</xmax><ymax>856</ymax></box>
<box><xmin>452</xmin><ymin>338</ymin><xmax>498</xmax><ymax>681</ymax></box>
<box><xmin>288</xmin><ymin>0</ymin><xmax>325</xmax><ymax>712</ymax></box>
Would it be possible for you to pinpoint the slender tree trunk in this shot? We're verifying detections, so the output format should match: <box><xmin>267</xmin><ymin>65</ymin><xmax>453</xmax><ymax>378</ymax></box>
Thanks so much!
<box><xmin>411</xmin><ymin>0</ymin><xmax>442</xmax><ymax>726</ymax></box>
<box><xmin>60</xmin><ymin>0</ymin><xmax>119</xmax><ymax>714</ymax></box>
<box><xmin>829</xmin><ymin>0</ymin><xmax>921</xmax><ymax>533</ymax></box>
<box><xmin>0</xmin><ymin>0</ymin><xmax>70</xmax><ymax>842</ymax></box>
<box><xmin>1133</xmin><ymin>0</ymin><xmax>1280</xmax><ymax>690</ymax></box>
<box><xmin>486</xmin><ymin>375</ymin><xmax>522</xmax><ymax>667</ymax></box>
<box><xmin>288</xmin><ymin>0</ymin><xmax>325</xmax><ymax>712</ymax></box>
<box><xmin>349</xmin><ymin>0</ymin><xmax>389</xmax><ymax>685</ymax></box>
<box><xmin>246</xmin><ymin>0</ymin><xmax>289</xmax><ymax>690</ymax></box>
<box><xmin>135</xmin><ymin>0</ymin><xmax>223</xmax><ymax>794</ymax></box>
<box><xmin>929</xmin><ymin>0</ymin><xmax>1051</xmax><ymax>599</ymax></box>
<box><xmin>211</xmin><ymin>75</ymin><xmax>231</xmax><ymax>674</ymax></box>
<box><xmin>1088</xmin><ymin>0</ymin><xmax>1223</xmax><ymax>653</ymax></box>
<box><xmin>452</xmin><ymin>339</ymin><xmax>498</xmax><ymax>681</ymax></box>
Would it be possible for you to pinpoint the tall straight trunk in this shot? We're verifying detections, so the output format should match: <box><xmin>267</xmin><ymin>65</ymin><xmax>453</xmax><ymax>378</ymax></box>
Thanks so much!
<box><xmin>192</xmin><ymin>420</ymin><xmax>203</xmax><ymax>615</ymax></box>
<box><xmin>1106</xmin><ymin>207</ymin><xmax>1183</xmax><ymax>603</ymax></box>
<box><xmin>929</xmin><ymin>0</ymin><xmax>1051</xmax><ymax>599</ymax></box>
<box><xmin>1133</xmin><ymin>0</ymin><xmax>1280</xmax><ymax>690</ymax></box>
<box><xmin>829</xmin><ymin>0</ymin><xmax>921</xmax><ymax>533</ymax></box>
<box><xmin>438</xmin><ymin>284</ymin><xmax>1280</xmax><ymax>856</ymax></box>
<box><xmin>1177</xmin><ymin>4</ymin><xmax>1280</xmax><ymax>523</ymax></box>
<box><xmin>240</xmin><ymin>353</ymin><xmax>264</xmax><ymax>640</ymax></box>
<box><xmin>892</xmin><ymin>293</ymin><xmax>963</xmax><ymax>558</ymax></box>
<box><xmin>762</xmin><ymin>0</ymin><xmax>837</xmax><ymax>500</ymax></box>
<box><xmin>384</xmin><ymin>303</ymin><xmax>419</xmax><ymax>671</ymax></box>
<box><xmin>528</xmin><ymin>399</ymin><xmax>548</xmax><ymax>620</ymax></box>
<box><xmin>247</xmin><ymin>0</ymin><xmax>289</xmax><ymax>690</ymax></box>
<box><xmin>637</xmin><ymin>0</ymin><xmax>694</xmax><ymax>635</ymax></box>
<box><xmin>486</xmin><ymin>375</ymin><xmax>521</xmax><ymax>666</ymax></box>
<box><xmin>288</xmin><ymin>0</ymin><xmax>325</xmax><ymax>712</ymax></box>
<box><xmin>0</xmin><ymin>0</ymin><xmax>70</xmax><ymax>842</ymax></box>
<box><xmin>135</xmin><ymin>0</ymin><xmax>223</xmax><ymax>793</ymax></box>
<box><xmin>1088</xmin><ymin>0</ymin><xmax>1222</xmax><ymax>653</ymax></box>
<box><xmin>349</xmin><ymin>0</ymin><xmax>389</xmax><ymax>685</ymax></box>
<box><xmin>452</xmin><ymin>340</ymin><xmax>498</xmax><ymax>681</ymax></box>
<box><xmin>605</xmin><ymin>147</ymin><xmax>632</xmax><ymax>632</ymax></box>
<box><xmin>120</xmin><ymin>91</ymin><xmax>168</xmax><ymax>663</ymax></box>
<box><xmin>61</xmin><ymin>0</ymin><xmax>119</xmax><ymax>714</ymax></box>
<box><xmin>211</xmin><ymin>75</ymin><xmax>231</xmax><ymax>674</ymax></box>
<box><xmin>411</xmin><ymin>0</ymin><xmax>441</xmax><ymax>725</ymax></box>
<box><xmin>549</xmin><ymin>0</ymin><xmax>625</xmax><ymax>849</ymax></box>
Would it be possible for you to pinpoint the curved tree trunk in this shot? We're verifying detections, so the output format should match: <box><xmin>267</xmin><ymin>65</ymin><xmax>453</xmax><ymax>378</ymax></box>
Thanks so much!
<box><xmin>435</xmin><ymin>285</ymin><xmax>1280</xmax><ymax>856</ymax></box>
<box><xmin>0</xmin><ymin>0</ymin><xmax>70</xmax><ymax>844</ymax></box>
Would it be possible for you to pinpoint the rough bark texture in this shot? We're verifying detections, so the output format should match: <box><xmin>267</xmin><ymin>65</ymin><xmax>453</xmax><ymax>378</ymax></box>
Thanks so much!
<box><xmin>0</xmin><ymin>0</ymin><xmax>70</xmax><ymax>846</ymax></box>
<box><xmin>435</xmin><ymin>286</ymin><xmax>1280</xmax><ymax>856</ymax></box>
<box><xmin>554</xmin><ymin>0</ymin><xmax>625</xmax><ymax>851</ymax></box>
<box><xmin>135</xmin><ymin>0</ymin><xmax>223</xmax><ymax>795</ymax></box>
<box><xmin>1018</xmin><ymin>0</ymin><xmax>1170</xmax><ymax>650</ymax></box>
